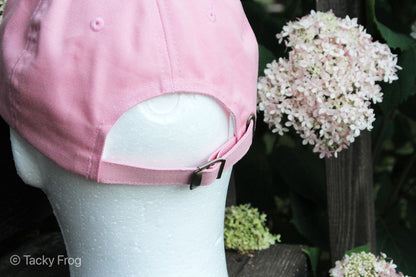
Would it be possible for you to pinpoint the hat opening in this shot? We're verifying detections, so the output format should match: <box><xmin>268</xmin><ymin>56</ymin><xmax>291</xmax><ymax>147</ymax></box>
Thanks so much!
<box><xmin>101</xmin><ymin>92</ymin><xmax>235</xmax><ymax>169</ymax></box>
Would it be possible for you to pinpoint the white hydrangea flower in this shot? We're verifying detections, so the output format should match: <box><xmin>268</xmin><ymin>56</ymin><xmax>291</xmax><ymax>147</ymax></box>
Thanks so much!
<box><xmin>257</xmin><ymin>10</ymin><xmax>400</xmax><ymax>158</ymax></box>
<box><xmin>329</xmin><ymin>251</ymin><xmax>409</xmax><ymax>277</ymax></box>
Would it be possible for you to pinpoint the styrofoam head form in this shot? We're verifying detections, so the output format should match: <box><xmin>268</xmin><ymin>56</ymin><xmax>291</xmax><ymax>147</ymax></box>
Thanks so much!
<box><xmin>0</xmin><ymin>0</ymin><xmax>258</xmax><ymax>188</ymax></box>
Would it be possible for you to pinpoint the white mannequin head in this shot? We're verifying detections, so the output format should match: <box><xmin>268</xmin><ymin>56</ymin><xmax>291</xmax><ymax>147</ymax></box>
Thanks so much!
<box><xmin>10</xmin><ymin>93</ymin><xmax>234</xmax><ymax>277</ymax></box>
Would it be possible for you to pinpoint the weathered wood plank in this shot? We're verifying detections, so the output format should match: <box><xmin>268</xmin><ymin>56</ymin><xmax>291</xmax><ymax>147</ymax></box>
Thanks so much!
<box><xmin>226</xmin><ymin>171</ymin><xmax>309</xmax><ymax>276</ymax></box>
<box><xmin>316</xmin><ymin>0</ymin><xmax>377</xmax><ymax>263</ymax></box>
<box><xmin>324</xmin><ymin>132</ymin><xmax>376</xmax><ymax>262</ymax></box>
<box><xmin>226</xmin><ymin>244</ymin><xmax>309</xmax><ymax>277</ymax></box>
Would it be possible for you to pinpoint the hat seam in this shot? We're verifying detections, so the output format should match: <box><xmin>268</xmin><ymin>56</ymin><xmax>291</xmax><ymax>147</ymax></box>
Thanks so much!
<box><xmin>86</xmin><ymin>122</ymin><xmax>103</xmax><ymax>179</ymax></box>
<box><xmin>155</xmin><ymin>0</ymin><xmax>175</xmax><ymax>91</ymax></box>
<box><xmin>1</xmin><ymin>1</ymin><xmax>258</xmax><ymax>186</ymax></box>
<box><xmin>7</xmin><ymin>0</ymin><xmax>51</xmax><ymax>128</ymax></box>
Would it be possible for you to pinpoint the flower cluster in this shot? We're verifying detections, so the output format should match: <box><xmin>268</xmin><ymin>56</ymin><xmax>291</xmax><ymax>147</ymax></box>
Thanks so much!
<box><xmin>329</xmin><ymin>251</ymin><xmax>409</xmax><ymax>277</ymax></box>
<box><xmin>411</xmin><ymin>20</ymin><xmax>416</xmax><ymax>40</ymax></box>
<box><xmin>0</xmin><ymin>0</ymin><xmax>5</xmax><ymax>23</ymax></box>
<box><xmin>224</xmin><ymin>204</ymin><xmax>281</xmax><ymax>254</ymax></box>
<box><xmin>257</xmin><ymin>10</ymin><xmax>400</xmax><ymax>158</ymax></box>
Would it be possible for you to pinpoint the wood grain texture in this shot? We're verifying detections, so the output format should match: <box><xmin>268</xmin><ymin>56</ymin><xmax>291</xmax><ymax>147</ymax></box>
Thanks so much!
<box><xmin>324</xmin><ymin>132</ymin><xmax>376</xmax><ymax>262</ymax></box>
<box><xmin>225</xmin><ymin>173</ymin><xmax>309</xmax><ymax>276</ymax></box>
<box><xmin>226</xmin><ymin>244</ymin><xmax>309</xmax><ymax>277</ymax></box>
<box><xmin>324</xmin><ymin>132</ymin><xmax>376</xmax><ymax>260</ymax></box>
<box><xmin>316</xmin><ymin>1</ymin><xmax>376</xmax><ymax>263</ymax></box>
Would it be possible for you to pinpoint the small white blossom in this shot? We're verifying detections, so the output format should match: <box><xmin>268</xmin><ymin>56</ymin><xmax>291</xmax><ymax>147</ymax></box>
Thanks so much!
<box><xmin>0</xmin><ymin>0</ymin><xmax>5</xmax><ymax>23</ymax></box>
<box><xmin>411</xmin><ymin>20</ymin><xmax>416</xmax><ymax>39</ymax></box>
<box><xmin>258</xmin><ymin>10</ymin><xmax>400</xmax><ymax>158</ymax></box>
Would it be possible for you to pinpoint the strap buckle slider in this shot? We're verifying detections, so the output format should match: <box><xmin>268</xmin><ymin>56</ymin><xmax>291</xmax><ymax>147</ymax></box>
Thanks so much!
<box><xmin>246</xmin><ymin>113</ymin><xmax>256</xmax><ymax>134</ymax></box>
<box><xmin>190</xmin><ymin>158</ymin><xmax>226</xmax><ymax>190</ymax></box>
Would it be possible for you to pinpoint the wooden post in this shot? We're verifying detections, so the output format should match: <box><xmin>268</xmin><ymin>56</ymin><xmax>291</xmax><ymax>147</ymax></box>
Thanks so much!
<box><xmin>316</xmin><ymin>0</ymin><xmax>377</xmax><ymax>264</ymax></box>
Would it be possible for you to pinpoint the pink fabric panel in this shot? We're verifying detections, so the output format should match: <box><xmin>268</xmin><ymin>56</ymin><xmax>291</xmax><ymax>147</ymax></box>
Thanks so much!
<box><xmin>0</xmin><ymin>0</ymin><xmax>258</xmax><ymax>185</ymax></box>
<box><xmin>159</xmin><ymin>0</ymin><xmax>258</xmax><ymax>139</ymax></box>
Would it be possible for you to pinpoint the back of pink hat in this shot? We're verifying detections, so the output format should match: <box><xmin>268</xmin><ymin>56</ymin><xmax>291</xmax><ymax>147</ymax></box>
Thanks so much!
<box><xmin>0</xmin><ymin>0</ymin><xmax>258</xmax><ymax>187</ymax></box>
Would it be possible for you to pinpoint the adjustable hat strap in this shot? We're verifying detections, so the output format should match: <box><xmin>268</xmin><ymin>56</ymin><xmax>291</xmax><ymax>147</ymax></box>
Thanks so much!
<box><xmin>98</xmin><ymin>115</ymin><xmax>255</xmax><ymax>189</ymax></box>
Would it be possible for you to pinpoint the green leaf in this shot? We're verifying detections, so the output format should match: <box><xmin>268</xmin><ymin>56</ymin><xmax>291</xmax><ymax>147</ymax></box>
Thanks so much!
<box><xmin>396</xmin><ymin>47</ymin><xmax>416</xmax><ymax>98</ymax></box>
<box><xmin>258</xmin><ymin>44</ymin><xmax>276</xmax><ymax>76</ymax></box>
<box><xmin>376</xmin><ymin>220</ymin><xmax>416</xmax><ymax>276</ymax></box>
<box><xmin>392</xmin><ymin>112</ymin><xmax>416</xmax><ymax>147</ymax></box>
<box><xmin>375</xmin><ymin>174</ymin><xmax>394</xmax><ymax>213</ymax></box>
<box><xmin>275</xmin><ymin>145</ymin><xmax>327</xmax><ymax>248</ymax></box>
<box><xmin>408</xmin><ymin>197</ymin><xmax>416</xmax><ymax>230</ymax></box>
<box><xmin>345</xmin><ymin>244</ymin><xmax>370</xmax><ymax>256</ymax></box>
<box><xmin>376</xmin><ymin>21</ymin><xmax>415</xmax><ymax>51</ymax></box>
<box><xmin>302</xmin><ymin>247</ymin><xmax>320</xmax><ymax>277</ymax></box>
<box><xmin>290</xmin><ymin>192</ymin><xmax>329</xmax><ymax>249</ymax></box>
<box><xmin>366</xmin><ymin>0</ymin><xmax>377</xmax><ymax>21</ymax></box>
<box><xmin>399</xmin><ymin>92</ymin><xmax>416</xmax><ymax>122</ymax></box>
<box><xmin>272</xmin><ymin>146</ymin><xmax>326</xmax><ymax>203</ymax></box>
<box><xmin>379</xmin><ymin>46</ymin><xmax>416</xmax><ymax>114</ymax></box>
<box><xmin>379</xmin><ymin>81</ymin><xmax>400</xmax><ymax>114</ymax></box>
<box><xmin>366</xmin><ymin>0</ymin><xmax>416</xmax><ymax>51</ymax></box>
<box><xmin>372</xmin><ymin>114</ymin><xmax>394</xmax><ymax>151</ymax></box>
<box><xmin>234</xmin><ymin>132</ymin><xmax>276</xmax><ymax>211</ymax></box>
<box><xmin>366</xmin><ymin>0</ymin><xmax>416</xmax><ymax>114</ymax></box>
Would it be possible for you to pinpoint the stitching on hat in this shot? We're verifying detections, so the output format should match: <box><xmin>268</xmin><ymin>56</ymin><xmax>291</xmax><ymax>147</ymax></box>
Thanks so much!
<box><xmin>8</xmin><ymin>0</ymin><xmax>51</xmax><ymax>127</ymax></box>
<box><xmin>8</xmin><ymin>53</ymin><xmax>25</xmax><ymax>126</ymax></box>
<box><xmin>155</xmin><ymin>1</ymin><xmax>175</xmax><ymax>90</ymax></box>
<box><xmin>152</xmin><ymin>2</ymin><xmax>166</xmax><ymax>88</ymax></box>
<box><xmin>86</xmin><ymin>122</ymin><xmax>103</xmax><ymax>179</ymax></box>
<box><xmin>165</xmin><ymin>2</ymin><xmax>181</xmax><ymax>80</ymax></box>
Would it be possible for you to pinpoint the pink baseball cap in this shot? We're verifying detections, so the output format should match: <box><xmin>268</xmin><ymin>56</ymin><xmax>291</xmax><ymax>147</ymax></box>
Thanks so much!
<box><xmin>0</xmin><ymin>0</ymin><xmax>258</xmax><ymax>189</ymax></box>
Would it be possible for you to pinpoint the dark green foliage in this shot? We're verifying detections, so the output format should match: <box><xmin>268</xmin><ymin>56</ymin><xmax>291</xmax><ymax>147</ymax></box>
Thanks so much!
<box><xmin>345</xmin><ymin>244</ymin><xmax>370</xmax><ymax>256</ymax></box>
<box><xmin>235</xmin><ymin>0</ymin><xmax>416</xmax><ymax>276</ymax></box>
<box><xmin>303</xmin><ymin>247</ymin><xmax>320</xmax><ymax>277</ymax></box>
<box><xmin>362</xmin><ymin>0</ymin><xmax>416</xmax><ymax>272</ymax></box>
<box><xmin>376</xmin><ymin>221</ymin><xmax>416</xmax><ymax>275</ymax></box>
<box><xmin>258</xmin><ymin>45</ymin><xmax>276</xmax><ymax>75</ymax></box>
<box><xmin>378</xmin><ymin>47</ymin><xmax>416</xmax><ymax>113</ymax></box>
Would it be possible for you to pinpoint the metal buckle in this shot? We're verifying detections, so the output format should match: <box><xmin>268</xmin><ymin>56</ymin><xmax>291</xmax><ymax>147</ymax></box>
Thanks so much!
<box><xmin>189</xmin><ymin>114</ymin><xmax>255</xmax><ymax>190</ymax></box>
<box><xmin>246</xmin><ymin>113</ymin><xmax>256</xmax><ymax>135</ymax></box>
<box><xmin>190</xmin><ymin>158</ymin><xmax>226</xmax><ymax>190</ymax></box>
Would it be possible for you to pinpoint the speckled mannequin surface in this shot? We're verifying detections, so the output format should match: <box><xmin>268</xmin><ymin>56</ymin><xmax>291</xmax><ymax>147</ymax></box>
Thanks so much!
<box><xmin>10</xmin><ymin>93</ymin><xmax>233</xmax><ymax>277</ymax></box>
